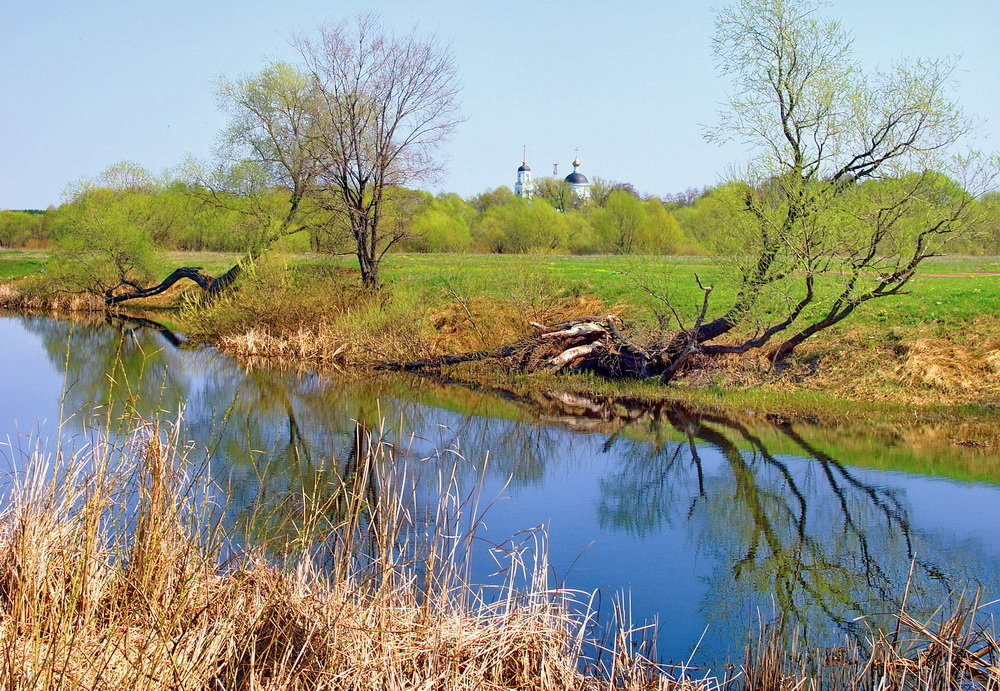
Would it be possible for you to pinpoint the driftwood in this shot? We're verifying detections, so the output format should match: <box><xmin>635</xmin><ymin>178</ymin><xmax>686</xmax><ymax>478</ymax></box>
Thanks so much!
<box><xmin>377</xmin><ymin>314</ymin><xmax>695</xmax><ymax>381</ymax></box>
<box><xmin>374</xmin><ymin>344</ymin><xmax>526</xmax><ymax>372</ymax></box>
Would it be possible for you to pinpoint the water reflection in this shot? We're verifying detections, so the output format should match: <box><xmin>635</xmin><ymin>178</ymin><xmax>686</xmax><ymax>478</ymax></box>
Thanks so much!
<box><xmin>3</xmin><ymin>312</ymin><xmax>999</xmax><ymax>661</ymax></box>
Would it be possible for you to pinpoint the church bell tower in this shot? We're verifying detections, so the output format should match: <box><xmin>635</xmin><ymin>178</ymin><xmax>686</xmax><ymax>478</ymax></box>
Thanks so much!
<box><xmin>514</xmin><ymin>147</ymin><xmax>533</xmax><ymax>198</ymax></box>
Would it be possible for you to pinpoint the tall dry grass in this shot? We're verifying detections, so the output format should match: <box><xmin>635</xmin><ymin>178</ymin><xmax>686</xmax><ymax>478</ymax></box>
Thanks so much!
<box><xmin>742</xmin><ymin>593</ymin><xmax>1000</xmax><ymax>690</ymax></box>
<box><xmin>0</xmin><ymin>419</ymin><xmax>704</xmax><ymax>690</ymax></box>
<box><xmin>0</xmin><ymin>283</ymin><xmax>103</xmax><ymax>311</ymax></box>
<box><xmin>0</xmin><ymin>416</ymin><xmax>997</xmax><ymax>689</ymax></box>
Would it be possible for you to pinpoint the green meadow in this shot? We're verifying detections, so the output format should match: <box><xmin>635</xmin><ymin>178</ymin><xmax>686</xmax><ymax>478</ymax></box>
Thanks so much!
<box><xmin>3</xmin><ymin>249</ymin><xmax>999</xmax><ymax>330</ymax></box>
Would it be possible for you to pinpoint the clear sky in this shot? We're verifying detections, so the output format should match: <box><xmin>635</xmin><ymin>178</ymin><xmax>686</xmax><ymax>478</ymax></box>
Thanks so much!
<box><xmin>1</xmin><ymin>0</ymin><xmax>997</xmax><ymax>209</ymax></box>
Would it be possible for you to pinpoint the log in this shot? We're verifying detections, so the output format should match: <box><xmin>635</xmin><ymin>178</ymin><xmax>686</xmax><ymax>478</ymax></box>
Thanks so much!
<box><xmin>374</xmin><ymin>343</ymin><xmax>526</xmax><ymax>372</ymax></box>
<box><xmin>376</xmin><ymin>314</ymin><xmax>666</xmax><ymax>379</ymax></box>
<box><xmin>547</xmin><ymin>340</ymin><xmax>604</xmax><ymax>371</ymax></box>
<box><xmin>539</xmin><ymin>322</ymin><xmax>607</xmax><ymax>340</ymax></box>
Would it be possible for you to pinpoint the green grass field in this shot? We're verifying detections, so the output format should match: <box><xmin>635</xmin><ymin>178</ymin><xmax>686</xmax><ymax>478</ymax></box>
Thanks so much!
<box><xmin>2</xmin><ymin>248</ymin><xmax>998</xmax><ymax>329</ymax></box>
<box><xmin>0</xmin><ymin>249</ymin><xmax>47</xmax><ymax>280</ymax></box>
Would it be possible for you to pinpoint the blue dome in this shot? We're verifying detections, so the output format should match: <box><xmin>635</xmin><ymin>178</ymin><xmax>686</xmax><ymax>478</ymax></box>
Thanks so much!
<box><xmin>565</xmin><ymin>172</ymin><xmax>589</xmax><ymax>184</ymax></box>
<box><xmin>518</xmin><ymin>163</ymin><xmax>531</xmax><ymax>172</ymax></box>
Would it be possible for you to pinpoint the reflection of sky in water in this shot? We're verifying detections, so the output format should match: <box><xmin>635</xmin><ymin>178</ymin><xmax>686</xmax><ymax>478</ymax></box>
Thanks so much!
<box><xmin>2</xmin><ymin>313</ymin><xmax>1000</xmax><ymax>665</ymax></box>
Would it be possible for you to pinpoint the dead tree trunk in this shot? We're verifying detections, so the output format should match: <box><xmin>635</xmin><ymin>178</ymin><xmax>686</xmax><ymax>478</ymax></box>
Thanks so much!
<box><xmin>377</xmin><ymin>315</ymin><xmax>667</xmax><ymax>379</ymax></box>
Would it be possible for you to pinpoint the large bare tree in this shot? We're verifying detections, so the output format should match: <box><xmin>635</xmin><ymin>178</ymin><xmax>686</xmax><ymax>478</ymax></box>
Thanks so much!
<box><xmin>297</xmin><ymin>15</ymin><xmax>462</xmax><ymax>289</ymax></box>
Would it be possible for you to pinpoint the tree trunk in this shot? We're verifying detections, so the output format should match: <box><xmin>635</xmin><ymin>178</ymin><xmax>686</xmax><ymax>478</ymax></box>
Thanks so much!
<box><xmin>105</xmin><ymin>267</ymin><xmax>217</xmax><ymax>305</ymax></box>
<box><xmin>104</xmin><ymin>256</ymin><xmax>248</xmax><ymax>306</ymax></box>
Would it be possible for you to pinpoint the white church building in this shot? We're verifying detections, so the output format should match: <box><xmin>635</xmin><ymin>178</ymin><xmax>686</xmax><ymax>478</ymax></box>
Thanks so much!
<box><xmin>514</xmin><ymin>152</ymin><xmax>592</xmax><ymax>201</ymax></box>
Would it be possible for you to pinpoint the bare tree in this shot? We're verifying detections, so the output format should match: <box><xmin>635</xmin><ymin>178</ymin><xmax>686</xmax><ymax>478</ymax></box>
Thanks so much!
<box><xmin>297</xmin><ymin>15</ymin><xmax>462</xmax><ymax>289</ymax></box>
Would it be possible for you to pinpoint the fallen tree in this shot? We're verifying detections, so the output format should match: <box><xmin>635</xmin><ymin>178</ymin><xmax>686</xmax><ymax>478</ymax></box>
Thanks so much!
<box><xmin>377</xmin><ymin>314</ymin><xmax>680</xmax><ymax>380</ymax></box>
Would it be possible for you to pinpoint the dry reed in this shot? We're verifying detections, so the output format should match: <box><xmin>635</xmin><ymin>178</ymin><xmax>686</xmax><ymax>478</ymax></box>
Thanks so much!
<box><xmin>0</xmin><ymin>417</ymin><xmax>996</xmax><ymax>689</ymax></box>
<box><xmin>0</xmin><ymin>283</ymin><xmax>103</xmax><ymax>311</ymax></box>
<box><xmin>0</xmin><ymin>420</ymin><xmax>699</xmax><ymax>690</ymax></box>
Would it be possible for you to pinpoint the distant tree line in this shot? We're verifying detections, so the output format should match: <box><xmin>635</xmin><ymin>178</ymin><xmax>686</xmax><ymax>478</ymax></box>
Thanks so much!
<box><xmin>4</xmin><ymin>169</ymin><xmax>997</xmax><ymax>258</ymax></box>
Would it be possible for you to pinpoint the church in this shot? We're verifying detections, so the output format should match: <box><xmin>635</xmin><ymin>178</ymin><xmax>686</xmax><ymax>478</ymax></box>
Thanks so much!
<box><xmin>514</xmin><ymin>152</ymin><xmax>592</xmax><ymax>201</ymax></box>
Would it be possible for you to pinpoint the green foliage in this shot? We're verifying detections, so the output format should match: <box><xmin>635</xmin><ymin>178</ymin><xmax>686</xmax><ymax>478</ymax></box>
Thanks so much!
<box><xmin>0</xmin><ymin>209</ymin><xmax>54</xmax><ymax>248</ymax></box>
<box><xmin>401</xmin><ymin>193</ymin><xmax>474</xmax><ymax>252</ymax></box>
<box><xmin>469</xmin><ymin>186</ymin><xmax>514</xmax><ymax>213</ymax></box>
<box><xmin>46</xmin><ymin>187</ymin><xmax>161</xmax><ymax>296</ymax></box>
<box><xmin>472</xmin><ymin>199</ymin><xmax>571</xmax><ymax>253</ymax></box>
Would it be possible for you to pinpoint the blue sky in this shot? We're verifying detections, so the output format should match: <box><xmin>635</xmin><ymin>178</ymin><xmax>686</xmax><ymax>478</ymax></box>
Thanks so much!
<box><xmin>1</xmin><ymin>0</ymin><xmax>997</xmax><ymax>209</ymax></box>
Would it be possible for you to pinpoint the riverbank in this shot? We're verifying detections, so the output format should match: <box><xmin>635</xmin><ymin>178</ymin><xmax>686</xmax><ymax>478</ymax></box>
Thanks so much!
<box><xmin>3</xmin><ymin>251</ymin><xmax>999</xmax><ymax>411</ymax></box>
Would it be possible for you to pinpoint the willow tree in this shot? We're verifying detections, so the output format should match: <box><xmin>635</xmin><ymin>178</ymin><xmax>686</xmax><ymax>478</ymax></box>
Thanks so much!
<box><xmin>102</xmin><ymin>62</ymin><xmax>325</xmax><ymax>304</ymax></box>
<box><xmin>665</xmin><ymin>0</ymin><xmax>996</xmax><ymax>367</ymax></box>
<box><xmin>105</xmin><ymin>16</ymin><xmax>460</xmax><ymax>304</ymax></box>
<box><xmin>297</xmin><ymin>15</ymin><xmax>462</xmax><ymax>289</ymax></box>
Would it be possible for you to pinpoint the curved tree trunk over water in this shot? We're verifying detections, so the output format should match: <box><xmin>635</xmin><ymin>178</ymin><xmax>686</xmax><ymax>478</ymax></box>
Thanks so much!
<box><xmin>104</xmin><ymin>260</ymin><xmax>249</xmax><ymax>306</ymax></box>
<box><xmin>105</xmin><ymin>267</ymin><xmax>217</xmax><ymax>305</ymax></box>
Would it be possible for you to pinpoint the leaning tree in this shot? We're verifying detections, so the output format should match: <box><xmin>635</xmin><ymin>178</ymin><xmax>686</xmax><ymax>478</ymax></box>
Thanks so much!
<box><xmin>682</xmin><ymin>0</ymin><xmax>993</xmax><ymax>365</ymax></box>
<box><xmin>104</xmin><ymin>15</ymin><xmax>460</xmax><ymax>304</ymax></box>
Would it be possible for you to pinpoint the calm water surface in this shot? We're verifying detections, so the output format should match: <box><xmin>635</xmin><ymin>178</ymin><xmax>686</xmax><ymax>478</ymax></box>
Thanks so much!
<box><xmin>1</xmin><ymin>312</ymin><xmax>999</xmax><ymax>665</ymax></box>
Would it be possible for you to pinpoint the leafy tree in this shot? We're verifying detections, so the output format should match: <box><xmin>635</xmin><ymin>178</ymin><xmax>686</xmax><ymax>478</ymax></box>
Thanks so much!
<box><xmin>593</xmin><ymin>189</ymin><xmax>647</xmax><ymax>253</ymax></box>
<box><xmin>659</xmin><ymin>0</ymin><xmax>996</xmax><ymax>367</ymax></box>
<box><xmin>403</xmin><ymin>193</ymin><xmax>474</xmax><ymax>252</ymax></box>
<box><xmin>644</xmin><ymin>198</ymin><xmax>687</xmax><ymax>253</ymax></box>
<box><xmin>469</xmin><ymin>186</ymin><xmax>514</xmax><ymax>213</ymax></box>
<box><xmin>472</xmin><ymin>199</ymin><xmax>569</xmax><ymax>253</ymax></box>
<box><xmin>533</xmin><ymin>177</ymin><xmax>577</xmax><ymax>213</ymax></box>
<box><xmin>565</xmin><ymin>213</ymin><xmax>601</xmax><ymax>255</ymax></box>
<box><xmin>47</xmin><ymin>184</ymin><xmax>160</xmax><ymax>298</ymax></box>
<box><xmin>0</xmin><ymin>210</ymin><xmax>47</xmax><ymax>248</ymax></box>
<box><xmin>205</xmin><ymin>62</ymin><xmax>324</xmax><ymax>286</ymax></box>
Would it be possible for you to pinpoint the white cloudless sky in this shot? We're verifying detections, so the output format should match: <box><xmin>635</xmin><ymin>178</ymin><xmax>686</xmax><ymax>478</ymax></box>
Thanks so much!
<box><xmin>1</xmin><ymin>0</ymin><xmax>997</xmax><ymax>209</ymax></box>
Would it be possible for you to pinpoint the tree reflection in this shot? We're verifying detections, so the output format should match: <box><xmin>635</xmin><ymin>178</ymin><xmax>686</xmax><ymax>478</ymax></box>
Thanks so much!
<box><xmin>15</xmin><ymin>314</ymin><xmax>998</xmax><ymax>653</ymax></box>
<box><xmin>594</xmin><ymin>403</ymin><xmax>956</xmax><ymax>645</ymax></box>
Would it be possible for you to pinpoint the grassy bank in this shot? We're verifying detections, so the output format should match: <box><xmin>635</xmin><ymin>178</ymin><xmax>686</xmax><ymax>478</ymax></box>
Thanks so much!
<box><xmin>2</xmin><ymin>250</ymin><xmax>999</xmax><ymax>409</ymax></box>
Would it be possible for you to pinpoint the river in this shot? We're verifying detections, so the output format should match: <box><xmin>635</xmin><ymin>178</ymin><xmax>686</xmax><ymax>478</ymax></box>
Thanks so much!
<box><xmin>1</xmin><ymin>311</ymin><xmax>999</xmax><ymax>668</ymax></box>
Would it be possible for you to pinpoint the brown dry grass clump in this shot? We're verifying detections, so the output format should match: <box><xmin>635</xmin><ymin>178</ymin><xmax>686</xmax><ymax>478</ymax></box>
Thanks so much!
<box><xmin>0</xmin><ymin>422</ymin><xmax>707</xmax><ymax>690</ymax></box>
<box><xmin>894</xmin><ymin>337</ymin><xmax>1000</xmax><ymax>394</ymax></box>
<box><xmin>0</xmin><ymin>283</ymin><xmax>103</xmax><ymax>311</ymax></box>
<box><xmin>743</xmin><ymin>592</ymin><xmax>1000</xmax><ymax>690</ymax></box>
<box><xmin>670</xmin><ymin>317</ymin><xmax>1000</xmax><ymax>407</ymax></box>
<box><xmin>784</xmin><ymin>318</ymin><xmax>1000</xmax><ymax>406</ymax></box>
<box><xmin>216</xmin><ymin>325</ymin><xmax>354</xmax><ymax>367</ymax></box>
